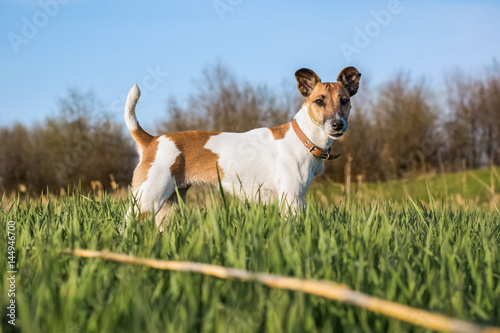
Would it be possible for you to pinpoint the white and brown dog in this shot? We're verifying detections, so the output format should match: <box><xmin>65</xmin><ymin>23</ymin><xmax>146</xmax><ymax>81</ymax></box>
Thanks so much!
<box><xmin>125</xmin><ymin>67</ymin><xmax>361</xmax><ymax>228</ymax></box>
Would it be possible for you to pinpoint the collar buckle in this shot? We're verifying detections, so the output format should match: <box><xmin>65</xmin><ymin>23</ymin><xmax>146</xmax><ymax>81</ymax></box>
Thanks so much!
<box><xmin>292</xmin><ymin>119</ymin><xmax>340</xmax><ymax>161</ymax></box>
<box><xmin>318</xmin><ymin>151</ymin><xmax>330</xmax><ymax>159</ymax></box>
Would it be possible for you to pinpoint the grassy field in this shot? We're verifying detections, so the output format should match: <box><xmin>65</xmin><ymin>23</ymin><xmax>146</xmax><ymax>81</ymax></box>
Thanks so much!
<box><xmin>314</xmin><ymin>166</ymin><xmax>500</xmax><ymax>208</ymax></box>
<box><xmin>1</xmin><ymin>169</ymin><xmax>500</xmax><ymax>332</ymax></box>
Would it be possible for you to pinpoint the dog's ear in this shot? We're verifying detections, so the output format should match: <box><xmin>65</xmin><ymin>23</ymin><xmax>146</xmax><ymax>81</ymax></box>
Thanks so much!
<box><xmin>295</xmin><ymin>68</ymin><xmax>321</xmax><ymax>97</ymax></box>
<box><xmin>337</xmin><ymin>67</ymin><xmax>361</xmax><ymax>96</ymax></box>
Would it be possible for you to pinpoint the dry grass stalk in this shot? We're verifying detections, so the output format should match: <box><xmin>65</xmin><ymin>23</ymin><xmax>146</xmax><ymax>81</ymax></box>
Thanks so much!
<box><xmin>64</xmin><ymin>248</ymin><xmax>500</xmax><ymax>333</ymax></box>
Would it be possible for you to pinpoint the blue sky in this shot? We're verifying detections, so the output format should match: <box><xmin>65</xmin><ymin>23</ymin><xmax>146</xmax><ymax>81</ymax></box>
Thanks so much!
<box><xmin>1</xmin><ymin>0</ymin><xmax>500</xmax><ymax>130</ymax></box>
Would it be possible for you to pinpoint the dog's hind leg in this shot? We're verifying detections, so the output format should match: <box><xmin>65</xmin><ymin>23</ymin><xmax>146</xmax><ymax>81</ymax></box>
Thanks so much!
<box><xmin>130</xmin><ymin>176</ymin><xmax>177</xmax><ymax>230</ymax></box>
<box><xmin>155</xmin><ymin>187</ymin><xmax>190</xmax><ymax>231</ymax></box>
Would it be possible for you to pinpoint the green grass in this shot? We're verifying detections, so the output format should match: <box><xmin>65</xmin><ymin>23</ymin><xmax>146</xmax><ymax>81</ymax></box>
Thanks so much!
<box><xmin>1</xmin><ymin>170</ymin><xmax>500</xmax><ymax>332</ymax></box>
<box><xmin>313</xmin><ymin>166</ymin><xmax>500</xmax><ymax>207</ymax></box>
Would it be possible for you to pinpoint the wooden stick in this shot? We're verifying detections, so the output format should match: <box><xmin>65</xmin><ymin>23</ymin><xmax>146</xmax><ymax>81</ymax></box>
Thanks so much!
<box><xmin>63</xmin><ymin>248</ymin><xmax>500</xmax><ymax>333</ymax></box>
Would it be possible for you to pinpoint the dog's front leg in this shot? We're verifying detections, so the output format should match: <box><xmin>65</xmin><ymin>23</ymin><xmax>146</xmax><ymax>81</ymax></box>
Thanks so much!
<box><xmin>278</xmin><ymin>187</ymin><xmax>306</xmax><ymax>215</ymax></box>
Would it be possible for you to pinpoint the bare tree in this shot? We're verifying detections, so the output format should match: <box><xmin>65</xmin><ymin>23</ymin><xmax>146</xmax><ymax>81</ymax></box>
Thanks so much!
<box><xmin>0</xmin><ymin>89</ymin><xmax>136</xmax><ymax>194</ymax></box>
<box><xmin>373</xmin><ymin>73</ymin><xmax>438</xmax><ymax>179</ymax></box>
<box><xmin>158</xmin><ymin>62</ymin><xmax>300</xmax><ymax>133</ymax></box>
<box><xmin>444</xmin><ymin>61</ymin><xmax>500</xmax><ymax>169</ymax></box>
<box><xmin>2</xmin><ymin>61</ymin><xmax>499</xmax><ymax>194</ymax></box>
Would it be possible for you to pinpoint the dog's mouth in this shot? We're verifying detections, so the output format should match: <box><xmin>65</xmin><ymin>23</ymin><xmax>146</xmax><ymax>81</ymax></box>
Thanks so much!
<box><xmin>329</xmin><ymin>131</ymin><xmax>345</xmax><ymax>139</ymax></box>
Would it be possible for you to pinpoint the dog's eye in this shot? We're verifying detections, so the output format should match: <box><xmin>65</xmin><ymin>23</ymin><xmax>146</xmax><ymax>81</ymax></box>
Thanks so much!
<box><xmin>340</xmin><ymin>97</ymin><xmax>350</xmax><ymax>105</ymax></box>
<box><xmin>314</xmin><ymin>99</ymin><xmax>325</xmax><ymax>106</ymax></box>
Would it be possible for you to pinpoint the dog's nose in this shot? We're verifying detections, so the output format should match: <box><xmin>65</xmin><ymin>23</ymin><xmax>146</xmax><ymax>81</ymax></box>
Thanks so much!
<box><xmin>332</xmin><ymin>121</ymin><xmax>344</xmax><ymax>131</ymax></box>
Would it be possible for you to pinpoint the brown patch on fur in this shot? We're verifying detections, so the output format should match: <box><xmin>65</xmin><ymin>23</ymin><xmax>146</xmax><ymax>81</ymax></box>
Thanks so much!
<box><xmin>295</xmin><ymin>67</ymin><xmax>361</xmax><ymax>126</ymax></box>
<box><xmin>269</xmin><ymin>123</ymin><xmax>290</xmax><ymax>140</ymax></box>
<box><xmin>337</xmin><ymin>66</ymin><xmax>361</xmax><ymax>97</ymax></box>
<box><xmin>138</xmin><ymin>211</ymin><xmax>153</xmax><ymax>221</ymax></box>
<box><xmin>132</xmin><ymin>134</ymin><xmax>159</xmax><ymax>190</ymax></box>
<box><xmin>165</xmin><ymin>131</ymin><xmax>224</xmax><ymax>187</ymax></box>
<box><xmin>306</xmin><ymin>82</ymin><xmax>351</xmax><ymax>125</ymax></box>
<box><xmin>131</xmin><ymin>126</ymin><xmax>154</xmax><ymax>147</ymax></box>
<box><xmin>295</xmin><ymin>68</ymin><xmax>321</xmax><ymax>97</ymax></box>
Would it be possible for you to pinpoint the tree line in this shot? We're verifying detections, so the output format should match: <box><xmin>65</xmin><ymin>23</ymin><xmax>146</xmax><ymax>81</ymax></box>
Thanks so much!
<box><xmin>1</xmin><ymin>61</ymin><xmax>499</xmax><ymax>194</ymax></box>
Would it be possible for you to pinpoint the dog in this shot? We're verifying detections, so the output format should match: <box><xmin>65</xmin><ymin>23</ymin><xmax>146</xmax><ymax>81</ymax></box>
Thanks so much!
<box><xmin>125</xmin><ymin>67</ymin><xmax>361</xmax><ymax>228</ymax></box>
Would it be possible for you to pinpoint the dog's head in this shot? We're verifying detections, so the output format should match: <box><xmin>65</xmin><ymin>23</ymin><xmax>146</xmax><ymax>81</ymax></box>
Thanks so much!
<box><xmin>295</xmin><ymin>67</ymin><xmax>361</xmax><ymax>139</ymax></box>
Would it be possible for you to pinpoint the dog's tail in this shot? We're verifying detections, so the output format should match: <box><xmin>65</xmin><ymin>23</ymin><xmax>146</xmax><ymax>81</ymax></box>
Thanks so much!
<box><xmin>124</xmin><ymin>84</ymin><xmax>154</xmax><ymax>145</ymax></box>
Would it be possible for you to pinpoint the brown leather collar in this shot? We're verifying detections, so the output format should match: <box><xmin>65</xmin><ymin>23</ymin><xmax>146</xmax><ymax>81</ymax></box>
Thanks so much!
<box><xmin>291</xmin><ymin>119</ymin><xmax>341</xmax><ymax>160</ymax></box>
